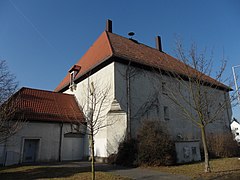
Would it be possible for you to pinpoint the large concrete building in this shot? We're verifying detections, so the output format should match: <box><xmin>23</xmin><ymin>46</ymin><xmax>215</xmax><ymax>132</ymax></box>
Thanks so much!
<box><xmin>0</xmin><ymin>20</ymin><xmax>232</xmax><ymax>165</ymax></box>
<box><xmin>55</xmin><ymin>20</ymin><xmax>232</xmax><ymax>163</ymax></box>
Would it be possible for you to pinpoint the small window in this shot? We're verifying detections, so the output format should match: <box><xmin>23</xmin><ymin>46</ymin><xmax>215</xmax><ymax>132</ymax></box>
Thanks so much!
<box><xmin>207</xmin><ymin>112</ymin><xmax>210</xmax><ymax>119</ymax></box>
<box><xmin>162</xmin><ymin>82</ymin><xmax>167</xmax><ymax>94</ymax></box>
<box><xmin>192</xmin><ymin>147</ymin><xmax>197</xmax><ymax>155</ymax></box>
<box><xmin>70</xmin><ymin>71</ymin><xmax>75</xmax><ymax>86</ymax></box>
<box><xmin>164</xmin><ymin>106</ymin><xmax>169</xmax><ymax>120</ymax></box>
<box><xmin>236</xmin><ymin>133</ymin><xmax>239</xmax><ymax>136</ymax></box>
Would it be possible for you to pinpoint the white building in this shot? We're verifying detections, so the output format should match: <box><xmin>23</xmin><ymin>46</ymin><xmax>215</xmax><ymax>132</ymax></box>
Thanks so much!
<box><xmin>55</xmin><ymin>20</ymin><xmax>232</xmax><ymax>163</ymax></box>
<box><xmin>0</xmin><ymin>88</ymin><xmax>86</xmax><ymax>166</ymax></box>
<box><xmin>1</xmin><ymin>20</ymin><xmax>232</xmax><ymax>165</ymax></box>
<box><xmin>230</xmin><ymin>119</ymin><xmax>240</xmax><ymax>142</ymax></box>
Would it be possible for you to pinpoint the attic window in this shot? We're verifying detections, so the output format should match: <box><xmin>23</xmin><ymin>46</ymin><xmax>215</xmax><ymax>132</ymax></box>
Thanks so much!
<box><xmin>70</xmin><ymin>71</ymin><xmax>75</xmax><ymax>86</ymax></box>
<box><xmin>68</xmin><ymin>65</ymin><xmax>81</xmax><ymax>91</ymax></box>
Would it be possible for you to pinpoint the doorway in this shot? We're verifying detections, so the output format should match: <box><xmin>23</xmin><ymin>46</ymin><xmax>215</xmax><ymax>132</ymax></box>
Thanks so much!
<box><xmin>22</xmin><ymin>139</ymin><xmax>39</xmax><ymax>163</ymax></box>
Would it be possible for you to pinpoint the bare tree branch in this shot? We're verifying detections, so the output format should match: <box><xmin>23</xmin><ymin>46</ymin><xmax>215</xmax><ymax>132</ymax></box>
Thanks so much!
<box><xmin>0</xmin><ymin>60</ymin><xmax>24</xmax><ymax>143</ymax></box>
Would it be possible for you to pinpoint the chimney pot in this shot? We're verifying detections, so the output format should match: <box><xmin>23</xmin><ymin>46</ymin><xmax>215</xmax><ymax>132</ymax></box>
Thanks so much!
<box><xmin>106</xmin><ymin>19</ymin><xmax>112</xmax><ymax>33</ymax></box>
<box><xmin>155</xmin><ymin>36</ymin><xmax>163</xmax><ymax>52</ymax></box>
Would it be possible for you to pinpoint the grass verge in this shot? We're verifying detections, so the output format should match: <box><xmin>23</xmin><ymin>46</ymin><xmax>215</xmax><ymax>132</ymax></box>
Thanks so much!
<box><xmin>0</xmin><ymin>165</ymin><xmax>131</xmax><ymax>180</ymax></box>
<box><xmin>147</xmin><ymin>157</ymin><xmax>240</xmax><ymax>179</ymax></box>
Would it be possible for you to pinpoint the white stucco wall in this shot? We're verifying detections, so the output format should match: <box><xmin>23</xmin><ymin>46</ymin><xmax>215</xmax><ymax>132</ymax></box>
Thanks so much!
<box><xmin>0</xmin><ymin>122</ymin><xmax>85</xmax><ymax>166</ymax></box>
<box><xmin>230</xmin><ymin>121</ymin><xmax>240</xmax><ymax>142</ymax></box>
<box><xmin>114</xmin><ymin>62</ymin><xmax>232</xmax><ymax>140</ymax></box>
<box><xmin>62</xmin><ymin>61</ymin><xmax>232</xmax><ymax>159</ymax></box>
<box><xmin>64</xmin><ymin>62</ymin><xmax>127</xmax><ymax>158</ymax></box>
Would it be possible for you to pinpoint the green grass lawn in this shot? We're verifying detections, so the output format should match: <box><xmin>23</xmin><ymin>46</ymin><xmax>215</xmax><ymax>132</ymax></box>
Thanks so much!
<box><xmin>0</xmin><ymin>165</ymin><xmax>131</xmax><ymax>180</ymax></box>
<box><xmin>147</xmin><ymin>157</ymin><xmax>240</xmax><ymax>179</ymax></box>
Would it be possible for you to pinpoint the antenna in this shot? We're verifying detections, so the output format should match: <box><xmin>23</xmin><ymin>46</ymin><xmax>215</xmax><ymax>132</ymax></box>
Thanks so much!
<box><xmin>232</xmin><ymin>65</ymin><xmax>240</xmax><ymax>104</ymax></box>
<box><xmin>128</xmin><ymin>32</ymin><xmax>135</xmax><ymax>39</ymax></box>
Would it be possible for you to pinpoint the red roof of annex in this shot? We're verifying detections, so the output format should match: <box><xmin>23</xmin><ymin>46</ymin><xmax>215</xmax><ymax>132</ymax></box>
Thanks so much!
<box><xmin>13</xmin><ymin>87</ymin><xmax>84</xmax><ymax>123</ymax></box>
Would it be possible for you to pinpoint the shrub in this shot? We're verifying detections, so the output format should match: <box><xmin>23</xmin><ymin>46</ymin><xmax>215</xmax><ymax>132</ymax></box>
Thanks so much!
<box><xmin>207</xmin><ymin>132</ymin><xmax>240</xmax><ymax>158</ymax></box>
<box><xmin>114</xmin><ymin>138</ymin><xmax>138</xmax><ymax>167</ymax></box>
<box><xmin>110</xmin><ymin>120</ymin><xmax>176</xmax><ymax>166</ymax></box>
<box><xmin>137</xmin><ymin>121</ymin><xmax>176</xmax><ymax>166</ymax></box>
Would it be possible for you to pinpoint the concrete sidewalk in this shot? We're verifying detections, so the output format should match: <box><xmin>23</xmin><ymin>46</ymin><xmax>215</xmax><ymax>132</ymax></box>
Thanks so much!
<box><xmin>107</xmin><ymin>167</ymin><xmax>190</xmax><ymax>180</ymax></box>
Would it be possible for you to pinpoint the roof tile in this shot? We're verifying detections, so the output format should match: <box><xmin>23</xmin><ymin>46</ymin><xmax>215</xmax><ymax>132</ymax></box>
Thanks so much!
<box><xmin>55</xmin><ymin>31</ymin><xmax>229</xmax><ymax>92</ymax></box>
<box><xmin>14</xmin><ymin>87</ymin><xmax>84</xmax><ymax>123</ymax></box>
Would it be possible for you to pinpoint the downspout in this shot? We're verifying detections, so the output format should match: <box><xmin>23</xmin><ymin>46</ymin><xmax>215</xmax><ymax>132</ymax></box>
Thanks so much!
<box><xmin>224</xmin><ymin>92</ymin><xmax>231</xmax><ymax>131</ymax></box>
<box><xmin>126</xmin><ymin>64</ymin><xmax>131</xmax><ymax>139</ymax></box>
<box><xmin>3</xmin><ymin>140</ymin><xmax>7</xmax><ymax>166</ymax></box>
<box><xmin>59</xmin><ymin>122</ymin><xmax>63</xmax><ymax>162</ymax></box>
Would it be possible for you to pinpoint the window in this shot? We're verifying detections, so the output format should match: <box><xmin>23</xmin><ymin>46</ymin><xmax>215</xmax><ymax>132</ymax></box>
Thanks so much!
<box><xmin>70</xmin><ymin>71</ymin><xmax>75</xmax><ymax>86</ymax></box>
<box><xmin>183</xmin><ymin>147</ymin><xmax>190</xmax><ymax>158</ymax></box>
<box><xmin>69</xmin><ymin>71</ymin><xmax>77</xmax><ymax>91</ymax></box>
<box><xmin>162</xmin><ymin>82</ymin><xmax>167</xmax><ymax>94</ymax></box>
<box><xmin>68</xmin><ymin>65</ymin><xmax>81</xmax><ymax>91</ymax></box>
<box><xmin>207</xmin><ymin>111</ymin><xmax>210</xmax><ymax>119</ymax></box>
<box><xmin>192</xmin><ymin>147</ymin><xmax>197</xmax><ymax>155</ymax></box>
<box><xmin>164</xmin><ymin>106</ymin><xmax>169</xmax><ymax>120</ymax></box>
<box><xmin>236</xmin><ymin>133</ymin><xmax>239</xmax><ymax>136</ymax></box>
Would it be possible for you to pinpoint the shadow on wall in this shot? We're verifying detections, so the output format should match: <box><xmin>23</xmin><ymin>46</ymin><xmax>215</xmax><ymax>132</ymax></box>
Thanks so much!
<box><xmin>0</xmin><ymin>151</ymin><xmax>20</xmax><ymax>166</ymax></box>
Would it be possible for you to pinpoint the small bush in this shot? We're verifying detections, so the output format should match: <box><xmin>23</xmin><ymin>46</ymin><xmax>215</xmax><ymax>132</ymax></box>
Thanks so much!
<box><xmin>114</xmin><ymin>138</ymin><xmax>138</xmax><ymax>167</ymax></box>
<box><xmin>207</xmin><ymin>132</ymin><xmax>240</xmax><ymax>158</ymax></box>
<box><xmin>110</xmin><ymin>120</ymin><xmax>176</xmax><ymax>166</ymax></box>
<box><xmin>107</xmin><ymin>153</ymin><xmax>117</xmax><ymax>165</ymax></box>
<box><xmin>137</xmin><ymin>121</ymin><xmax>176</xmax><ymax>166</ymax></box>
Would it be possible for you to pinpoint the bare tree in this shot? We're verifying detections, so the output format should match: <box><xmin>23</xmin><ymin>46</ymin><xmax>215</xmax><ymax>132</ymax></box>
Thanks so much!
<box><xmin>0</xmin><ymin>60</ymin><xmax>23</xmax><ymax>143</ymax></box>
<box><xmin>75</xmin><ymin>80</ymin><xmax>112</xmax><ymax>180</ymax></box>
<box><xmin>156</xmin><ymin>41</ymin><xmax>235</xmax><ymax>172</ymax></box>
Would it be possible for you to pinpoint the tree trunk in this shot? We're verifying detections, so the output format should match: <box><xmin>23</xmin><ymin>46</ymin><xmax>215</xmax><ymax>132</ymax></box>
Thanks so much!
<box><xmin>200</xmin><ymin>126</ymin><xmax>211</xmax><ymax>172</ymax></box>
<box><xmin>90</xmin><ymin>133</ymin><xmax>95</xmax><ymax>180</ymax></box>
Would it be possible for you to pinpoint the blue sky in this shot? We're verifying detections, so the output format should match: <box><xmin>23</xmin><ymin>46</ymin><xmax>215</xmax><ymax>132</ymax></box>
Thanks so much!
<box><xmin>0</xmin><ymin>0</ymin><xmax>240</xmax><ymax>119</ymax></box>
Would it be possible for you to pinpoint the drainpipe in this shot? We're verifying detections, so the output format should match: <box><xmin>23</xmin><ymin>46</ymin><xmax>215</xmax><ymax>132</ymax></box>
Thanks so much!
<box><xmin>3</xmin><ymin>140</ymin><xmax>7</xmax><ymax>166</ymax></box>
<box><xmin>59</xmin><ymin>123</ymin><xmax>63</xmax><ymax>162</ymax></box>
<box><xmin>224</xmin><ymin>92</ymin><xmax>231</xmax><ymax>131</ymax></box>
<box><xmin>126</xmin><ymin>64</ymin><xmax>131</xmax><ymax>139</ymax></box>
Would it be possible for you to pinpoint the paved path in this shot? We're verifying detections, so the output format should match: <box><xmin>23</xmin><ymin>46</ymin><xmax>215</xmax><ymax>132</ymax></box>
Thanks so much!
<box><xmin>48</xmin><ymin>161</ymin><xmax>190</xmax><ymax>180</ymax></box>
<box><xmin>107</xmin><ymin>167</ymin><xmax>190</xmax><ymax>180</ymax></box>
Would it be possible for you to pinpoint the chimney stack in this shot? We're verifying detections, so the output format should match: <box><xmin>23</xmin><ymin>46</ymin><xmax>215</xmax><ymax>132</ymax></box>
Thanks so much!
<box><xmin>155</xmin><ymin>36</ymin><xmax>163</xmax><ymax>52</ymax></box>
<box><xmin>106</xmin><ymin>19</ymin><xmax>112</xmax><ymax>33</ymax></box>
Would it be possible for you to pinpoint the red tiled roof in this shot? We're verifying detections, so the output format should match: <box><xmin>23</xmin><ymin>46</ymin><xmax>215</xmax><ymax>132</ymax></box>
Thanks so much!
<box><xmin>14</xmin><ymin>87</ymin><xmax>85</xmax><ymax>123</ymax></box>
<box><xmin>55</xmin><ymin>31</ymin><xmax>113</xmax><ymax>92</ymax></box>
<box><xmin>55</xmin><ymin>31</ymin><xmax>229</xmax><ymax>92</ymax></box>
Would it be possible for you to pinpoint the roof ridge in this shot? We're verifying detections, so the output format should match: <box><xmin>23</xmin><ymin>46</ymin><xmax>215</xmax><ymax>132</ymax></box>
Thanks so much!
<box><xmin>20</xmin><ymin>87</ymin><xmax>74</xmax><ymax>97</ymax></box>
<box><xmin>107</xmin><ymin>31</ymin><xmax>165</xmax><ymax>55</ymax></box>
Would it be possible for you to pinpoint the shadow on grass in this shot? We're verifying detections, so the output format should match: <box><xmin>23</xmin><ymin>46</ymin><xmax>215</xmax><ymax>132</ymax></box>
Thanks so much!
<box><xmin>0</xmin><ymin>163</ymin><xmax>131</xmax><ymax>180</ymax></box>
<box><xmin>0</xmin><ymin>166</ymin><xmax>92</xmax><ymax>180</ymax></box>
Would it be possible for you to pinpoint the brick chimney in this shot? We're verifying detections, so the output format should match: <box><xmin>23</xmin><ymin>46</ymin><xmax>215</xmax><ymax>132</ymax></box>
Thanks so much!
<box><xmin>105</xmin><ymin>19</ymin><xmax>112</xmax><ymax>33</ymax></box>
<box><xmin>155</xmin><ymin>36</ymin><xmax>163</xmax><ymax>52</ymax></box>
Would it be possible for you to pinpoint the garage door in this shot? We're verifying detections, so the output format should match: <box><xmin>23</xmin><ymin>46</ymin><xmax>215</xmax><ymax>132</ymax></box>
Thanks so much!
<box><xmin>62</xmin><ymin>137</ymin><xmax>84</xmax><ymax>161</ymax></box>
